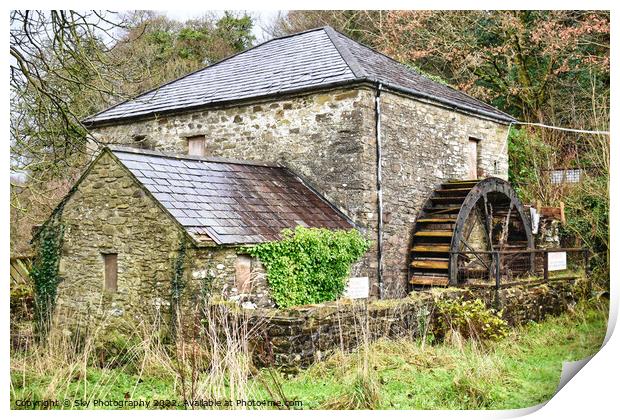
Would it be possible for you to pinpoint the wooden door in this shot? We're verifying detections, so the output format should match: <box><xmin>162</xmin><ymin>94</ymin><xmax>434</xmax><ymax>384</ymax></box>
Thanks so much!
<box><xmin>468</xmin><ymin>139</ymin><xmax>479</xmax><ymax>179</ymax></box>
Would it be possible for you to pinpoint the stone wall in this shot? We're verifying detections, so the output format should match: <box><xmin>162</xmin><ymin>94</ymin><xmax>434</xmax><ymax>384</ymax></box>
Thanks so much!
<box><xmin>53</xmin><ymin>151</ymin><xmax>271</xmax><ymax>331</ymax></box>
<box><xmin>55</xmin><ymin>151</ymin><xmax>186</xmax><ymax>329</ymax></box>
<box><xmin>379</xmin><ymin>91</ymin><xmax>510</xmax><ymax>296</ymax></box>
<box><xmin>191</xmin><ymin>247</ymin><xmax>273</xmax><ymax>309</ymax></box>
<box><xmin>246</xmin><ymin>278</ymin><xmax>583</xmax><ymax>370</ymax></box>
<box><xmin>91</xmin><ymin>86</ymin><xmax>380</xmax><ymax>288</ymax></box>
<box><xmin>89</xmin><ymin>85</ymin><xmax>511</xmax><ymax>299</ymax></box>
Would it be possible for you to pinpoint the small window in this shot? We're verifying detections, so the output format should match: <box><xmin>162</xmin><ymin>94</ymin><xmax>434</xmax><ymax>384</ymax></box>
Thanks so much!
<box><xmin>132</xmin><ymin>134</ymin><xmax>148</xmax><ymax>149</ymax></box>
<box><xmin>103</xmin><ymin>253</ymin><xmax>118</xmax><ymax>292</ymax></box>
<box><xmin>187</xmin><ymin>135</ymin><xmax>206</xmax><ymax>156</ymax></box>
<box><xmin>235</xmin><ymin>254</ymin><xmax>252</xmax><ymax>293</ymax></box>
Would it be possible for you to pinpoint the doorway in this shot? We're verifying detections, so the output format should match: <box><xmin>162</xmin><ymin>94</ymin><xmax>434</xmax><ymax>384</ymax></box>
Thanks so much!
<box><xmin>467</xmin><ymin>138</ymin><xmax>480</xmax><ymax>179</ymax></box>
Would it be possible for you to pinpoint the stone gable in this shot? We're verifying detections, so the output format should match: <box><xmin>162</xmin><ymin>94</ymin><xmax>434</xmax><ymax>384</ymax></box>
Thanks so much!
<box><xmin>55</xmin><ymin>151</ymin><xmax>188</xmax><ymax>327</ymax></box>
<box><xmin>54</xmin><ymin>151</ymin><xmax>276</xmax><ymax>328</ymax></box>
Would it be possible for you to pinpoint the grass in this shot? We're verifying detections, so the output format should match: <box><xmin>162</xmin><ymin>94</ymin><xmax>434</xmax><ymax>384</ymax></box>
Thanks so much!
<box><xmin>10</xmin><ymin>299</ymin><xmax>608</xmax><ymax>410</ymax></box>
<box><xmin>264</xmin><ymin>299</ymin><xmax>608</xmax><ymax>409</ymax></box>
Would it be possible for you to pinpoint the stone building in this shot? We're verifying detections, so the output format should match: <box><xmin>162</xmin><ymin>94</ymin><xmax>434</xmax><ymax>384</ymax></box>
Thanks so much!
<box><xmin>43</xmin><ymin>26</ymin><xmax>514</xmax><ymax>322</ymax></box>
<box><xmin>48</xmin><ymin>146</ymin><xmax>353</xmax><ymax>325</ymax></box>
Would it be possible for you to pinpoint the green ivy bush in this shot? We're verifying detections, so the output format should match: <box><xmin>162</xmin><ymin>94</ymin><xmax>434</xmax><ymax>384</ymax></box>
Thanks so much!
<box><xmin>250</xmin><ymin>226</ymin><xmax>371</xmax><ymax>308</ymax></box>
<box><xmin>30</xmin><ymin>220</ymin><xmax>65</xmax><ymax>339</ymax></box>
<box><xmin>169</xmin><ymin>235</ymin><xmax>187</xmax><ymax>337</ymax></box>
<box><xmin>435</xmin><ymin>298</ymin><xmax>509</xmax><ymax>342</ymax></box>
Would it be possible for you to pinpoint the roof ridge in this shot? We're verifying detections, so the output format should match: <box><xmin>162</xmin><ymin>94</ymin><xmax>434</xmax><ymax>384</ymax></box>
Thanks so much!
<box><xmin>83</xmin><ymin>27</ymin><xmax>330</xmax><ymax>124</ymax></box>
<box><xmin>106</xmin><ymin>145</ymin><xmax>281</xmax><ymax>168</ymax></box>
<box><xmin>327</xmin><ymin>28</ymin><xmax>515</xmax><ymax>121</ymax></box>
<box><xmin>322</xmin><ymin>26</ymin><xmax>366</xmax><ymax>79</ymax></box>
<box><xmin>330</xmin><ymin>27</ymin><xmax>419</xmax><ymax>78</ymax></box>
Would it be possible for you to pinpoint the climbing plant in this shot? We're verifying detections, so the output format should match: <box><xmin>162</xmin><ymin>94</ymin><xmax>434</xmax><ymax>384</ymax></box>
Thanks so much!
<box><xmin>170</xmin><ymin>234</ymin><xmax>187</xmax><ymax>337</ymax></box>
<box><xmin>250</xmin><ymin>226</ymin><xmax>371</xmax><ymax>308</ymax></box>
<box><xmin>30</xmin><ymin>214</ymin><xmax>65</xmax><ymax>339</ymax></box>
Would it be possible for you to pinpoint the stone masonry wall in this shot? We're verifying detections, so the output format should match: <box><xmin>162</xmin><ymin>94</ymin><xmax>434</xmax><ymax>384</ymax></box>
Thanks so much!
<box><xmin>246</xmin><ymin>278</ymin><xmax>584</xmax><ymax>370</ymax></box>
<box><xmin>90</xmin><ymin>86</ymin><xmax>511</xmax><ymax>299</ymax></box>
<box><xmin>379</xmin><ymin>91</ymin><xmax>510</xmax><ymax>297</ymax></box>
<box><xmin>91</xmin><ymin>87</ymin><xmax>380</xmax><ymax>288</ymax></box>
<box><xmin>191</xmin><ymin>247</ymin><xmax>273</xmax><ymax>309</ymax></box>
<box><xmin>54</xmin><ymin>151</ymin><xmax>271</xmax><ymax>331</ymax></box>
<box><xmin>56</xmin><ymin>152</ymin><xmax>187</xmax><ymax>329</ymax></box>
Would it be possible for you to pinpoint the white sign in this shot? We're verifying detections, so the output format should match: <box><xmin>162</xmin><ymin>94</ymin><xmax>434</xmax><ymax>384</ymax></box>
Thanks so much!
<box><xmin>548</xmin><ymin>252</ymin><xmax>567</xmax><ymax>271</ymax></box>
<box><xmin>344</xmin><ymin>277</ymin><xmax>369</xmax><ymax>299</ymax></box>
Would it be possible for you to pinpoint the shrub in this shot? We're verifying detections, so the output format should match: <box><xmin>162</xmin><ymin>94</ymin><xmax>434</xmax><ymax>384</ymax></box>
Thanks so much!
<box><xmin>250</xmin><ymin>227</ymin><xmax>371</xmax><ymax>308</ymax></box>
<box><xmin>508</xmin><ymin>128</ymin><xmax>553</xmax><ymax>202</ymax></box>
<box><xmin>91</xmin><ymin>329</ymin><xmax>139</xmax><ymax>369</ymax></box>
<box><xmin>508</xmin><ymin>126</ymin><xmax>610</xmax><ymax>289</ymax></box>
<box><xmin>435</xmin><ymin>298</ymin><xmax>509</xmax><ymax>342</ymax></box>
<box><xmin>562</xmin><ymin>173</ymin><xmax>609</xmax><ymax>287</ymax></box>
<box><xmin>10</xmin><ymin>281</ymin><xmax>34</xmax><ymax>321</ymax></box>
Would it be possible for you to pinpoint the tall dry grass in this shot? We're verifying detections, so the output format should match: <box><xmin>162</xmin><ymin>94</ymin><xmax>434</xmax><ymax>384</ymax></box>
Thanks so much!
<box><xmin>10</xmin><ymin>297</ymin><xmax>266</xmax><ymax>409</ymax></box>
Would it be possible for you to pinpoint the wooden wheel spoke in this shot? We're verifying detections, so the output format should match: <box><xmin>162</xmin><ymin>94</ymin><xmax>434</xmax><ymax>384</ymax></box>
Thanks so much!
<box><xmin>409</xmin><ymin>178</ymin><xmax>535</xmax><ymax>289</ymax></box>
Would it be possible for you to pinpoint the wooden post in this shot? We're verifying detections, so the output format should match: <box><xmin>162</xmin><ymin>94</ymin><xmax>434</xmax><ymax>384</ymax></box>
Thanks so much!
<box><xmin>584</xmin><ymin>249</ymin><xmax>590</xmax><ymax>276</ymax></box>
<box><xmin>543</xmin><ymin>250</ymin><xmax>549</xmax><ymax>281</ymax></box>
<box><xmin>494</xmin><ymin>251</ymin><xmax>501</xmax><ymax>289</ymax></box>
<box><xmin>449</xmin><ymin>252</ymin><xmax>458</xmax><ymax>285</ymax></box>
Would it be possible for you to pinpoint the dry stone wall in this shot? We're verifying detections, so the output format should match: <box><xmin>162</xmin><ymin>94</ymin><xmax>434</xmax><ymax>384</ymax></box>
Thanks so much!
<box><xmin>246</xmin><ymin>278</ymin><xmax>584</xmax><ymax>371</ymax></box>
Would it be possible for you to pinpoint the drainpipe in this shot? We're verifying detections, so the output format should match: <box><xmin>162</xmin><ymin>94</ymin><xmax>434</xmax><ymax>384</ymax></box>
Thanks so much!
<box><xmin>375</xmin><ymin>83</ymin><xmax>384</xmax><ymax>299</ymax></box>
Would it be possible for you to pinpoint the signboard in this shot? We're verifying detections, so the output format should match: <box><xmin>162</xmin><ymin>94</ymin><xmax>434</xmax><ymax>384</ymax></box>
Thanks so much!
<box><xmin>344</xmin><ymin>277</ymin><xmax>369</xmax><ymax>299</ymax></box>
<box><xmin>548</xmin><ymin>252</ymin><xmax>567</xmax><ymax>271</ymax></box>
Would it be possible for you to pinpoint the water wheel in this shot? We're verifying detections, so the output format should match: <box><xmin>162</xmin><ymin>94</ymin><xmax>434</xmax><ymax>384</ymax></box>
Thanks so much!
<box><xmin>408</xmin><ymin>177</ymin><xmax>534</xmax><ymax>288</ymax></box>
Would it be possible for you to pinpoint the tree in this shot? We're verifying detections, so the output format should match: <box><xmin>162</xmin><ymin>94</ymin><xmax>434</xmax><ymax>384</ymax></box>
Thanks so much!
<box><xmin>271</xmin><ymin>11</ymin><xmax>609</xmax><ymax>125</ymax></box>
<box><xmin>10</xmin><ymin>10</ymin><xmax>131</xmax><ymax>253</ymax></box>
<box><xmin>10</xmin><ymin>10</ymin><xmax>256</xmax><ymax>253</ymax></box>
<box><xmin>112</xmin><ymin>11</ymin><xmax>255</xmax><ymax>95</ymax></box>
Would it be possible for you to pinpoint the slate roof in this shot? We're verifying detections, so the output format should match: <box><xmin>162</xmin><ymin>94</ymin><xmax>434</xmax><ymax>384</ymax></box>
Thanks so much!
<box><xmin>108</xmin><ymin>146</ymin><xmax>354</xmax><ymax>245</ymax></box>
<box><xmin>85</xmin><ymin>27</ymin><xmax>513</xmax><ymax>125</ymax></box>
